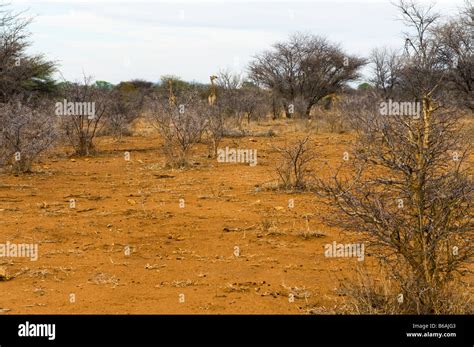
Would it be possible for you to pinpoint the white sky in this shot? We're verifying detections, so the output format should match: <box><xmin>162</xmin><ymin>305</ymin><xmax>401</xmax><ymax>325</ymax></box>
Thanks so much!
<box><xmin>8</xmin><ymin>0</ymin><xmax>467</xmax><ymax>84</ymax></box>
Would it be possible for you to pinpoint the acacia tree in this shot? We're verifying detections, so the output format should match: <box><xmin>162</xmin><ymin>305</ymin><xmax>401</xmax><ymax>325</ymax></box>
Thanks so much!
<box><xmin>0</xmin><ymin>3</ymin><xmax>56</xmax><ymax>103</ymax></box>
<box><xmin>0</xmin><ymin>3</ymin><xmax>57</xmax><ymax>173</ymax></box>
<box><xmin>248</xmin><ymin>33</ymin><xmax>366</xmax><ymax>118</ymax></box>
<box><xmin>317</xmin><ymin>0</ymin><xmax>473</xmax><ymax>313</ymax></box>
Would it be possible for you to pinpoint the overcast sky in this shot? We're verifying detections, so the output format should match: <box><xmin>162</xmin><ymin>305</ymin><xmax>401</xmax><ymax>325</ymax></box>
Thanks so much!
<box><xmin>9</xmin><ymin>0</ymin><xmax>467</xmax><ymax>84</ymax></box>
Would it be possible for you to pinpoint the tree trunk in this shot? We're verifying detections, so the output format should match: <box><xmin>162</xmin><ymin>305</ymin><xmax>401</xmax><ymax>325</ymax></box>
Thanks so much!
<box><xmin>283</xmin><ymin>102</ymin><xmax>291</xmax><ymax>119</ymax></box>
<box><xmin>305</xmin><ymin>102</ymin><xmax>313</xmax><ymax>119</ymax></box>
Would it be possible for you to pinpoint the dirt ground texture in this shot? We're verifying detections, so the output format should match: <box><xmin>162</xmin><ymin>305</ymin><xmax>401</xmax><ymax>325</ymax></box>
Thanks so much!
<box><xmin>0</xmin><ymin>119</ymin><xmax>469</xmax><ymax>314</ymax></box>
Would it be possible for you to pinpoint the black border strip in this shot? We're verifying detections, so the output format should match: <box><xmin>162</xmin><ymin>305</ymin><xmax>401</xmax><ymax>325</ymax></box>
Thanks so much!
<box><xmin>0</xmin><ymin>314</ymin><xmax>472</xmax><ymax>345</ymax></box>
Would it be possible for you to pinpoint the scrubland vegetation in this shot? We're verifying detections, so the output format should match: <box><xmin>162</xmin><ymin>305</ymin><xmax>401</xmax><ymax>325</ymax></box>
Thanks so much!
<box><xmin>0</xmin><ymin>0</ymin><xmax>472</xmax><ymax>314</ymax></box>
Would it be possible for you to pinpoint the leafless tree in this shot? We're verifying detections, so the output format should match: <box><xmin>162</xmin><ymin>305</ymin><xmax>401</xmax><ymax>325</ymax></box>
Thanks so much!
<box><xmin>335</xmin><ymin>89</ymin><xmax>382</xmax><ymax>133</ymax></box>
<box><xmin>370</xmin><ymin>1</ymin><xmax>472</xmax><ymax>105</ymax></box>
<box><xmin>432</xmin><ymin>2</ymin><xmax>473</xmax><ymax>110</ymax></box>
<box><xmin>215</xmin><ymin>70</ymin><xmax>243</xmax><ymax>127</ymax></box>
<box><xmin>370</xmin><ymin>47</ymin><xmax>403</xmax><ymax>99</ymax></box>
<box><xmin>217</xmin><ymin>70</ymin><xmax>242</xmax><ymax>91</ymax></box>
<box><xmin>396</xmin><ymin>0</ymin><xmax>444</xmax><ymax>99</ymax></box>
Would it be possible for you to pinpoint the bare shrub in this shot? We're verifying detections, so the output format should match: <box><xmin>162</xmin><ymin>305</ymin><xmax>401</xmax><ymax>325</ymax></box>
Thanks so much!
<box><xmin>341</xmin><ymin>266</ymin><xmax>472</xmax><ymax>314</ymax></box>
<box><xmin>0</xmin><ymin>97</ymin><xmax>57</xmax><ymax>173</ymax></box>
<box><xmin>310</xmin><ymin>89</ymin><xmax>381</xmax><ymax>134</ymax></box>
<box><xmin>214</xmin><ymin>71</ymin><xmax>270</xmax><ymax>136</ymax></box>
<box><xmin>205</xmin><ymin>72</ymin><xmax>272</xmax><ymax>146</ymax></box>
<box><xmin>287</xmin><ymin>96</ymin><xmax>308</xmax><ymax>119</ymax></box>
<box><xmin>318</xmin><ymin>103</ymin><xmax>472</xmax><ymax>314</ymax></box>
<box><xmin>150</xmin><ymin>90</ymin><xmax>207</xmax><ymax>168</ymax></box>
<box><xmin>340</xmin><ymin>266</ymin><xmax>400</xmax><ymax>314</ymax></box>
<box><xmin>316</xmin><ymin>1</ymin><xmax>473</xmax><ymax>314</ymax></box>
<box><xmin>316</xmin><ymin>95</ymin><xmax>346</xmax><ymax>133</ymax></box>
<box><xmin>238</xmin><ymin>82</ymin><xmax>271</xmax><ymax>125</ymax></box>
<box><xmin>58</xmin><ymin>77</ymin><xmax>110</xmax><ymax>156</ymax></box>
<box><xmin>325</xmin><ymin>110</ymin><xmax>345</xmax><ymax>133</ymax></box>
<box><xmin>102</xmin><ymin>80</ymin><xmax>151</xmax><ymax>139</ymax></box>
<box><xmin>274</xmin><ymin>136</ymin><xmax>315</xmax><ymax>190</ymax></box>
<box><xmin>216</xmin><ymin>70</ymin><xmax>242</xmax><ymax>121</ymax></box>
<box><xmin>318</xmin><ymin>98</ymin><xmax>473</xmax><ymax>315</ymax></box>
<box><xmin>337</xmin><ymin>90</ymin><xmax>381</xmax><ymax>133</ymax></box>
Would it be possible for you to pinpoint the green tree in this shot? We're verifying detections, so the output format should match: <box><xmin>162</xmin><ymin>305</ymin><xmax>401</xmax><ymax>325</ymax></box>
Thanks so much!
<box><xmin>0</xmin><ymin>4</ymin><xmax>56</xmax><ymax>102</ymax></box>
<box><xmin>95</xmin><ymin>80</ymin><xmax>114</xmax><ymax>90</ymax></box>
